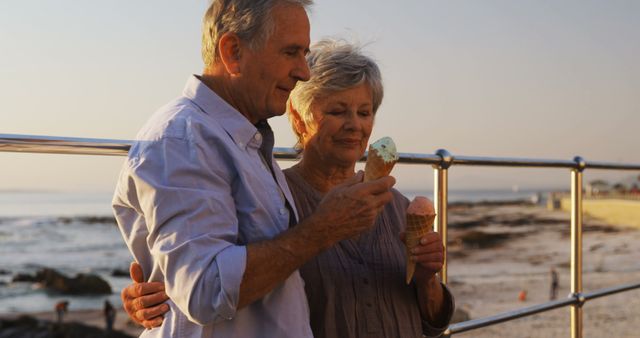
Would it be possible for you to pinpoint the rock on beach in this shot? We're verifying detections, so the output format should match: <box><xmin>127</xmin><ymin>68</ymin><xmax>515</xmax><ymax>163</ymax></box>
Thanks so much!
<box><xmin>12</xmin><ymin>268</ymin><xmax>111</xmax><ymax>295</ymax></box>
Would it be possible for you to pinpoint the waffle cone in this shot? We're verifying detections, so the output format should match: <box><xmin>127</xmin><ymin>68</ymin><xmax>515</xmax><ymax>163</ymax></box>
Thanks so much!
<box><xmin>364</xmin><ymin>147</ymin><xmax>397</xmax><ymax>182</ymax></box>
<box><xmin>405</xmin><ymin>213</ymin><xmax>436</xmax><ymax>284</ymax></box>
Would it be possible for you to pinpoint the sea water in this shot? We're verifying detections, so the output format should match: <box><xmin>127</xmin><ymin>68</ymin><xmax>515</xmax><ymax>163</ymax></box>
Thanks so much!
<box><xmin>0</xmin><ymin>191</ymin><xmax>128</xmax><ymax>314</ymax></box>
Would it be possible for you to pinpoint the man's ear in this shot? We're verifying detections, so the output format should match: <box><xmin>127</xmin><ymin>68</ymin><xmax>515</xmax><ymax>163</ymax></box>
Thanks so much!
<box><xmin>218</xmin><ymin>32</ymin><xmax>242</xmax><ymax>76</ymax></box>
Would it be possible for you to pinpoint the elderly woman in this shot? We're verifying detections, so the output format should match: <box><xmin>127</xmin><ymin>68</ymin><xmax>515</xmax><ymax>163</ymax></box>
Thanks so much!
<box><xmin>122</xmin><ymin>39</ymin><xmax>454</xmax><ymax>337</ymax></box>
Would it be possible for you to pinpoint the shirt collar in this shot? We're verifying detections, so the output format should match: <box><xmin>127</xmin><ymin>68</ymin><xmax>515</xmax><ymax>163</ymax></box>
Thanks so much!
<box><xmin>182</xmin><ymin>75</ymin><xmax>260</xmax><ymax>150</ymax></box>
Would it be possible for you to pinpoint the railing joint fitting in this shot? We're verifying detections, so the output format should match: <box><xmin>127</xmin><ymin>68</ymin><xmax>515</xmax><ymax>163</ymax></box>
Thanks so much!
<box><xmin>570</xmin><ymin>292</ymin><xmax>586</xmax><ymax>307</ymax></box>
<box><xmin>436</xmin><ymin>149</ymin><xmax>454</xmax><ymax>169</ymax></box>
<box><xmin>573</xmin><ymin>156</ymin><xmax>586</xmax><ymax>172</ymax></box>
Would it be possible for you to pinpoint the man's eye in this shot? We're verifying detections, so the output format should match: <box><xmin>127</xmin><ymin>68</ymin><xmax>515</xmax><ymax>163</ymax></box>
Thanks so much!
<box><xmin>327</xmin><ymin>111</ymin><xmax>344</xmax><ymax>115</ymax></box>
<box><xmin>358</xmin><ymin>111</ymin><xmax>371</xmax><ymax>117</ymax></box>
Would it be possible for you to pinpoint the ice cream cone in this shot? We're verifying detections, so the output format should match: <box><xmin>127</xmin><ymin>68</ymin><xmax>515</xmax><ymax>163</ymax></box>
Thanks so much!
<box><xmin>405</xmin><ymin>196</ymin><xmax>436</xmax><ymax>284</ymax></box>
<box><xmin>364</xmin><ymin>137</ymin><xmax>398</xmax><ymax>182</ymax></box>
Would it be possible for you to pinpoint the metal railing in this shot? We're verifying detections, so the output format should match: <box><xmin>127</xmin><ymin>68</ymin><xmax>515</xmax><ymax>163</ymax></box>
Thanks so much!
<box><xmin>2</xmin><ymin>133</ymin><xmax>640</xmax><ymax>337</ymax></box>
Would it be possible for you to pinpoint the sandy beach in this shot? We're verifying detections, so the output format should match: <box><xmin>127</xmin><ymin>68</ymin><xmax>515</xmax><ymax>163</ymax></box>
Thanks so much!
<box><xmin>447</xmin><ymin>202</ymin><xmax>640</xmax><ymax>337</ymax></box>
<box><xmin>2</xmin><ymin>202</ymin><xmax>638</xmax><ymax>337</ymax></box>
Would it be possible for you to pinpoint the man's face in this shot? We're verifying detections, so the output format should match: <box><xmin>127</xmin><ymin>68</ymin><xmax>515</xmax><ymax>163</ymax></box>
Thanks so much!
<box><xmin>236</xmin><ymin>4</ymin><xmax>311</xmax><ymax>123</ymax></box>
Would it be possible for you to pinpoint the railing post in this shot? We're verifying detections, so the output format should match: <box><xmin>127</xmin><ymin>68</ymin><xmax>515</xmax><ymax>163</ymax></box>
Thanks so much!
<box><xmin>434</xmin><ymin>149</ymin><xmax>453</xmax><ymax>284</ymax></box>
<box><xmin>571</xmin><ymin>156</ymin><xmax>586</xmax><ymax>338</ymax></box>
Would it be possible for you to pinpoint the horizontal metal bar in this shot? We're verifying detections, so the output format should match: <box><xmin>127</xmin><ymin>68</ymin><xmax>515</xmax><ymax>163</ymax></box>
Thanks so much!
<box><xmin>582</xmin><ymin>282</ymin><xmax>640</xmax><ymax>302</ymax></box>
<box><xmin>0</xmin><ymin>134</ymin><xmax>131</xmax><ymax>156</ymax></box>
<box><xmin>446</xmin><ymin>282</ymin><xmax>640</xmax><ymax>335</ymax></box>
<box><xmin>453</xmin><ymin>155</ymin><xmax>640</xmax><ymax>170</ymax></box>
<box><xmin>453</xmin><ymin>155</ymin><xmax>577</xmax><ymax>168</ymax></box>
<box><xmin>2</xmin><ymin>134</ymin><xmax>640</xmax><ymax>170</ymax></box>
<box><xmin>393</xmin><ymin>152</ymin><xmax>442</xmax><ymax>165</ymax></box>
<box><xmin>273</xmin><ymin>147</ymin><xmax>300</xmax><ymax>160</ymax></box>
<box><xmin>445</xmin><ymin>297</ymin><xmax>578</xmax><ymax>335</ymax></box>
<box><xmin>0</xmin><ymin>134</ymin><xmax>444</xmax><ymax>164</ymax></box>
<box><xmin>583</xmin><ymin>161</ymin><xmax>640</xmax><ymax>171</ymax></box>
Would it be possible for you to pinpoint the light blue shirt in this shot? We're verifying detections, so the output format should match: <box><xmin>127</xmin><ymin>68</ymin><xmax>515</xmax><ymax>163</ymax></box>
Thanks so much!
<box><xmin>112</xmin><ymin>76</ymin><xmax>312</xmax><ymax>337</ymax></box>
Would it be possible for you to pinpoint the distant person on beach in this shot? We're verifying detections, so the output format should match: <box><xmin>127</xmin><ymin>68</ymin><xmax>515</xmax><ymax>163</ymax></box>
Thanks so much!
<box><xmin>121</xmin><ymin>39</ymin><xmax>454</xmax><ymax>337</ymax></box>
<box><xmin>104</xmin><ymin>300</ymin><xmax>116</xmax><ymax>333</ymax></box>
<box><xmin>550</xmin><ymin>267</ymin><xmax>559</xmax><ymax>300</ymax></box>
<box><xmin>519</xmin><ymin>290</ymin><xmax>527</xmax><ymax>302</ymax></box>
<box><xmin>112</xmin><ymin>0</ymin><xmax>395</xmax><ymax>337</ymax></box>
<box><xmin>54</xmin><ymin>300</ymin><xmax>68</xmax><ymax>325</ymax></box>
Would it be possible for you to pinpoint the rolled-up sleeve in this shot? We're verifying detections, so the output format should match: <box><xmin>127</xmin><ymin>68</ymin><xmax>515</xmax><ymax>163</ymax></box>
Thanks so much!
<box><xmin>127</xmin><ymin>135</ymin><xmax>246</xmax><ymax>325</ymax></box>
<box><xmin>422</xmin><ymin>283</ymin><xmax>456</xmax><ymax>338</ymax></box>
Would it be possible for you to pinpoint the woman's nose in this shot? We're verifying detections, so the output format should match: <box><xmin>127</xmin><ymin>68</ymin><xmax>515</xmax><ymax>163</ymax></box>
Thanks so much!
<box><xmin>343</xmin><ymin>112</ymin><xmax>362</xmax><ymax>130</ymax></box>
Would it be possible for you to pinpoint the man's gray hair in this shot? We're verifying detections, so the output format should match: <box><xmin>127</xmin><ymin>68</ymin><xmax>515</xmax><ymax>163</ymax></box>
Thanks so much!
<box><xmin>288</xmin><ymin>38</ymin><xmax>384</xmax><ymax>150</ymax></box>
<box><xmin>202</xmin><ymin>0</ymin><xmax>313</xmax><ymax>66</ymax></box>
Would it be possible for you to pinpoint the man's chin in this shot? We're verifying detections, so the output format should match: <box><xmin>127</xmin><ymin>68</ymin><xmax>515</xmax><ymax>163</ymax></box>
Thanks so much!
<box><xmin>268</xmin><ymin>103</ymin><xmax>288</xmax><ymax>117</ymax></box>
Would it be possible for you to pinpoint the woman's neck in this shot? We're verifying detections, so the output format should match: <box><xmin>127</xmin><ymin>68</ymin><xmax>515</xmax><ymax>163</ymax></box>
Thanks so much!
<box><xmin>293</xmin><ymin>155</ymin><xmax>356</xmax><ymax>193</ymax></box>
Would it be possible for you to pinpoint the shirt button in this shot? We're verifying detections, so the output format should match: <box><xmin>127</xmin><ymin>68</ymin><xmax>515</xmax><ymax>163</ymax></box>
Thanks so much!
<box><xmin>279</xmin><ymin>208</ymin><xmax>287</xmax><ymax>215</ymax></box>
<box><xmin>254</xmin><ymin>133</ymin><xmax>262</xmax><ymax>142</ymax></box>
<box><xmin>238</xmin><ymin>142</ymin><xmax>244</xmax><ymax>148</ymax></box>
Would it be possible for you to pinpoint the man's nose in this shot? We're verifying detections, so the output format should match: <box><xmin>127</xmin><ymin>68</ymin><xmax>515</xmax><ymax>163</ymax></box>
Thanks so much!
<box><xmin>292</xmin><ymin>56</ymin><xmax>310</xmax><ymax>82</ymax></box>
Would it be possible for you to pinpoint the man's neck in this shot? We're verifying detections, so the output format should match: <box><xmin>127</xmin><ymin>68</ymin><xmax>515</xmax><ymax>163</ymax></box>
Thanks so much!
<box><xmin>199</xmin><ymin>70</ymin><xmax>259</xmax><ymax>124</ymax></box>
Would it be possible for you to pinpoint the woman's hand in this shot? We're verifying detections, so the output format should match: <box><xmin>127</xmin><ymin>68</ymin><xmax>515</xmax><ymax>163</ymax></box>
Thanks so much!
<box><xmin>401</xmin><ymin>231</ymin><xmax>450</xmax><ymax>326</ymax></box>
<box><xmin>121</xmin><ymin>262</ymin><xmax>170</xmax><ymax>329</ymax></box>
<box><xmin>401</xmin><ymin>231</ymin><xmax>444</xmax><ymax>284</ymax></box>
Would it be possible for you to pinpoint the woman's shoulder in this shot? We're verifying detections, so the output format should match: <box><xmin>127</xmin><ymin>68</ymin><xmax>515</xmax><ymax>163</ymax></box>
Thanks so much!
<box><xmin>283</xmin><ymin>167</ymin><xmax>309</xmax><ymax>195</ymax></box>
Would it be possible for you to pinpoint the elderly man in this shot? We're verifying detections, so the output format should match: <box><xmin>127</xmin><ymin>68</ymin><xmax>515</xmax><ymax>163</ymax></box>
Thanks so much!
<box><xmin>112</xmin><ymin>0</ymin><xmax>395</xmax><ymax>337</ymax></box>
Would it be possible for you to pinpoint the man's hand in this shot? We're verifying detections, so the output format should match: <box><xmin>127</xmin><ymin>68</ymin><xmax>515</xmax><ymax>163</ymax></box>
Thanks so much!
<box><xmin>121</xmin><ymin>262</ymin><xmax>170</xmax><ymax>329</ymax></box>
<box><xmin>311</xmin><ymin>171</ymin><xmax>396</xmax><ymax>246</ymax></box>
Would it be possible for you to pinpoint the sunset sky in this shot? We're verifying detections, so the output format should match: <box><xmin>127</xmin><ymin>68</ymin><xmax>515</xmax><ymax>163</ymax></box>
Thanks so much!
<box><xmin>1</xmin><ymin>0</ymin><xmax>638</xmax><ymax>192</ymax></box>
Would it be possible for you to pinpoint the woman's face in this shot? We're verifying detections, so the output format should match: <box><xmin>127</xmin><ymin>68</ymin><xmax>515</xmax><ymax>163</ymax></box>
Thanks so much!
<box><xmin>302</xmin><ymin>83</ymin><xmax>375</xmax><ymax>167</ymax></box>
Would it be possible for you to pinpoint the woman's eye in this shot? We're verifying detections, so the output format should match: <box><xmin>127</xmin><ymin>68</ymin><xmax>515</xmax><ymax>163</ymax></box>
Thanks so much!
<box><xmin>327</xmin><ymin>111</ymin><xmax>344</xmax><ymax>116</ymax></box>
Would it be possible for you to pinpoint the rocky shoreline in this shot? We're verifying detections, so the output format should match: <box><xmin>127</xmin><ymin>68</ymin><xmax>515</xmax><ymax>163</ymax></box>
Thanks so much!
<box><xmin>0</xmin><ymin>309</ymin><xmax>143</xmax><ymax>338</ymax></box>
<box><xmin>0</xmin><ymin>314</ymin><xmax>135</xmax><ymax>338</ymax></box>
<box><xmin>11</xmin><ymin>268</ymin><xmax>111</xmax><ymax>295</ymax></box>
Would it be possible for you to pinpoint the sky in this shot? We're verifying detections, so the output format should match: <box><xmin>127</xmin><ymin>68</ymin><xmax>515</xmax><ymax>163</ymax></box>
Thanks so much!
<box><xmin>1</xmin><ymin>0</ymin><xmax>639</xmax><ymax>193</ymax></box>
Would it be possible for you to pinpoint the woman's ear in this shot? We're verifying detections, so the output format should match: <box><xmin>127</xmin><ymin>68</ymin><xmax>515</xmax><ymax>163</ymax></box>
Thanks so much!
<box><xmin>218</xmin><ymin>32</ymin><xmax>242</xmax><ymax>76</ymax></box>
<box><xmin>289</xmin><ymin>100</ymin><xmax>307</xmax><ymax>136</ymax></box>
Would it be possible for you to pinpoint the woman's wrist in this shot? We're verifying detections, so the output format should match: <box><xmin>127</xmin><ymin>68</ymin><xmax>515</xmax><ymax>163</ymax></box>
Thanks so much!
<box><xmin>416</xmin><ymin>275</ymin><xmax>449</xmax><ymax>327</ymax></box>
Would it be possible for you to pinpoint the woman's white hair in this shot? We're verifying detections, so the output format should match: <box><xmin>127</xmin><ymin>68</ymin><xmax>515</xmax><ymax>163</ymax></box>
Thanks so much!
<box><xmin>288</xmin><ymin>38</ymin><xmax>384</xmax><ymax>151</ymax></box>
<box><xmin>202</xmin><ymin>0</ymin><xmax>313</xmax><ymax>66</ymax></box>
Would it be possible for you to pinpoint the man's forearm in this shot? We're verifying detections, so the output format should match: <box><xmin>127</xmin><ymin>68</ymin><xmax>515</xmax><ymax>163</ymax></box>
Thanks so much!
<box><xmin>237</xmin><ymin>215</ymin><xmax>331</xmax><ymax>309</ymax></box>
<box><xmin>236</xmin><ymin>174</ymin><xmax>395</xmax><ymax>309</ymax></box>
